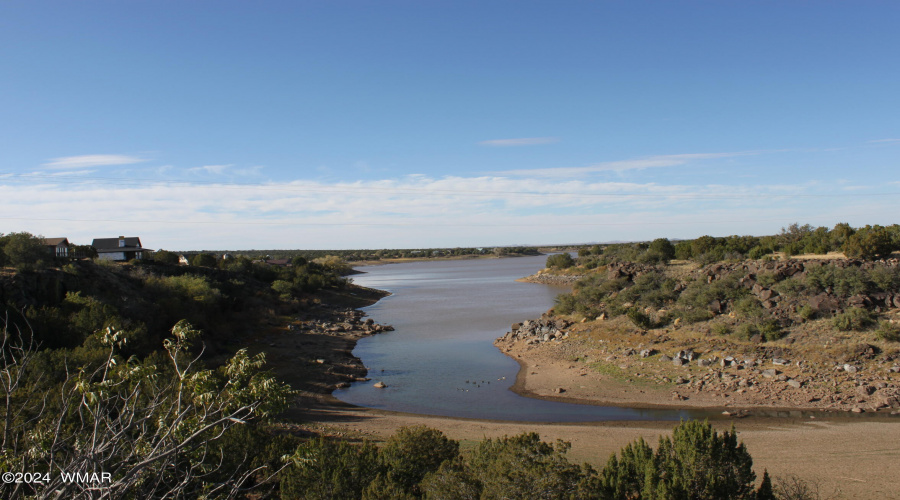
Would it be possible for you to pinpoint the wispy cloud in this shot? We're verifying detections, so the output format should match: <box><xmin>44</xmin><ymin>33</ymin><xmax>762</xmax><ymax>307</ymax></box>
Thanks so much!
<box><xmin>187</xmin><ymin>164</ymin><xmax>232</xmax><ymax>175</ymax></box>
<box><xmin>868</xmin><ymin>138</ymin><xmax>900</xmax><ymax>143</ymax></box>
<box><xmin>499</xmin><ymin>151</ymin><xmax>757</xmax><ymax>178</ymax></box>
<box><xmin>1</xmin><ymin>171</ymin><xmax>880</xmax><ymax>249</ymax></box>
<box><xmin>479</xmin><ymin>137</ymin><xmax>560</xmax><ymax>147</ymax></box>
<box><xmin>42</xmin><ymin>154</ymin><xmax>146</xmax><ymax>169</ymax></box>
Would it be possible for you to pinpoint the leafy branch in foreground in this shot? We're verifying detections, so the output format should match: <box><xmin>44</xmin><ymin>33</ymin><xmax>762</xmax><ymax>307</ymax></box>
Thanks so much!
<box><xmin>0</xmin><ymin>319</ymin><xmax>294</xmax><ymax>499</ymax></box>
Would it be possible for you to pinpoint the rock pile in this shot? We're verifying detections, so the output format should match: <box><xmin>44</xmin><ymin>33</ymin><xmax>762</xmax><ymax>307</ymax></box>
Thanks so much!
<box><xmin>292</xmin><ymin>308</ymin><xmax>394</xmax><ymax>336</ymax></box>
<box><xmin>498</xmin><ymin>315</ymin><xmax>574</xmax><ymax>345</ymax></box>
<box><xmin>702</xmin><ymin>258</ymin><xmax>900</xmax><ymax>319</ymax></box>
<box><xmin>518</xmin><ymin>273</ymin><xmax>584</xmax><ymax>285</ymax></box>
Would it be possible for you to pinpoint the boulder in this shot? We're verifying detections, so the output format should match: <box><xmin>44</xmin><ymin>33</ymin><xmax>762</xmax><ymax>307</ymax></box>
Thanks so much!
<box><xmin>373</xmin><ymin>381</ymin><xmax>387</xmax><ymax>388</ymax></box>
<box><xmin>809</xmin><ymin>294</ymin><xmax>841</xmax><ymax>315</ymax></box>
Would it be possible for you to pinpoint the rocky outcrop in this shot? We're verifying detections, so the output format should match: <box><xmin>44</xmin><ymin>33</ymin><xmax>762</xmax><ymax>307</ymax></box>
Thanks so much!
<box><xmin>497</xmin><ymin>313</ymin><xmax>573</xmax><ymax>346</ymax></box>
<box><xmin>518</xmin><ymin>272</ymin><xmax>584</xmax><ymax>285</ymax></box>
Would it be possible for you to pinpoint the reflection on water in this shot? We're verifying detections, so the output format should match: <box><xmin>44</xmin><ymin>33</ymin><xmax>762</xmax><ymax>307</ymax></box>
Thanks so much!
<box><xmin>334</xmin><ymin>256</ymin><xmax>718</xmax><ymax>422</ymax></box>
<box><xmin>333</xmin><ymin>256</ymin><xmax>865</xmax><ymax>422</ymax></box>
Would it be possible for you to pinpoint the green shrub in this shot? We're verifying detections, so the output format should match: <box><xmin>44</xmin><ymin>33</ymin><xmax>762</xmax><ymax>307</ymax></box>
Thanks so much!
<box><xmin>758</xmin><ymin>320</ymin><xmax>784</xmax><ymax>342</ymax></box>
<box><xmin>772</xmin><ymin>277</ymin><xmax>805</xmax><ymax>297</ymax></box>
<box><xmin>675</xmin><ymin>308</ymin><xmax>714</xmax><ymax>324</ymax></box>
<box><xmin>733</xmin><ymin>296</ymin><xmax>764</xmax><ymax>320</ymax></box>
<box><xmin>805</xmin><ymin>265</ymin><xmax>869</xmax><ymax>297</ymax></box>
<box><xmin>626</xmin><ymin>308</ymin><xmax>654</xmax><ymax>330</ymax></box>
<box><xmin>312</xmin><ymin>255</ymin><xmax>352</xmax><ymax>274</ymax></box>
<box><xmin>747</xmin><ymin>246</ymin><xmax>772</xmax><ymax>260</ymax></box>
<box><xmin>734</xmin><ymin>323</ymin><xmax>759</xmax><ymax>341</ymax></box>
<box><xmin>869</xmin><ymin>264</ymin><xmax>900</xmax><ymax>292</ymax></box>
<box><xmin>420</xmin><ymin>459</ymin><xmax>482</xmax><ymax>500</ymax></box>
<box><xmin>615</xmin><ymin>272</ymin><xmax>678</xmax><ymax>310</ymax></box>
<box><xmin>271</xmin><ymin>280</ymin><xmax>294</xmax><ymax>299</ymax></box>
<box><xmin>756</xmin><ymin>272</ymin><xmax>778</xmax><ymax>287</ymax></box>
<box><xmin>832</xmin><ymin>307</ymin><xmax>876</xmax><ymax>332</ymax></box>
<box><xmin>674</xmin><ymin>240</ymin><xmax>693</xmax><ymax>260</ymax></box>
<box><xmin>677</xmin><ymin>275</ymin><xmax>748</xmax><ymax>312</ymax></box>
<box><xmin>152</xmin><ymin>249</ymin><xmax>180</xmax><ymax>264</ymax></box>
<box><xmin>711</xmin><ymin>322</ymin><xmax>732</xmax><ymax>335</ymax></box>
<box><xmin>842</xmin><ymin>225</ymin><xmax>895</xmax><ymax>260</ymax></box>
<box><xmin>553</xmin><ymin>293</ymin><xmax>578</xmax><ymax>315</ymax></box>
<box><xmin>797</xmin><ymin>304</ymin><xmax>816</xmax><ymax>321</ymax></box>
<box><xmin>546</xmin><ymin>253</ymin><xmax>576</xmax><ymax>269</ymax></box>
<box><xmin>468</xmin><ymin>433</ymin><xmax>584</xmax><ymax>500</ymax></box>
<box><xmin>648</xmin><ymin>238</ymin><xmax>676</xmax><ymax>259</ymax></box>
<box><xmin>875</xmin><ymin>321</ymin><xmax>900</xmax><ymax>342</ymax></box>
<box><xmin>598</xmin><ymin>420</ymin><xmax>757</xmax><ymax>500</ymax></box>
<box><xmin>1</xmin><ymin>231</ymin><xmax>50</xmax><ymax>270</ymax></box>
<box><xmin>281</xmin><ymin>438</ymin><xmax>381</xmax><ymax>499</ymax></box>
<box><xmin>379</xmin><ymin>426</ymin><xmax>459</xmax><ymax>496</ymax></box>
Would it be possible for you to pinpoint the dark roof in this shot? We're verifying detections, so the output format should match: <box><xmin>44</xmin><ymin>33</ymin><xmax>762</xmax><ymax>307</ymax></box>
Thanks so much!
<box><xmin>92</xmin><ymin>237</ymin><xmax>143</xmax><ymax>250</ymax></box>
<box><xmin>43</xmin><ymin>237</ymin><xmax>69</xmax><ymax>246</ymax></box>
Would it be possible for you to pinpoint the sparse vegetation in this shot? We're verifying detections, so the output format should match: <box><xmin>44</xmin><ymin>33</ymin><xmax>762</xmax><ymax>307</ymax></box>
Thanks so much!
<box><xmin>875</xmin><ymin>321</ymin><xmax>900</xmax><ymax>342</ymax></box>
<box><xmin>831</xmin><ymin>307</ymin><xmax>876</xmax><ymax>332</ymax></box>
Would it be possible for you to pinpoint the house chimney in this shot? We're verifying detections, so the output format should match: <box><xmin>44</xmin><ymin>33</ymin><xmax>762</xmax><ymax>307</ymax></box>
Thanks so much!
<box><xmin>119</xmin><ymin>236</ymin><xmax>126</xmax><ymax>248</ymax></box>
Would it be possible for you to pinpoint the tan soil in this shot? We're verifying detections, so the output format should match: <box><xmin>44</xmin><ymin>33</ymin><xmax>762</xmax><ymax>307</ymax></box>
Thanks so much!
<box><xmin>497</xmin><ymin>315</ymin><xmax>900</xmax><ymax>414</ymax></box>
<box><xmin>296</xmin><ymin>397</ymin><xmax>900</xmax><ymax>499</ymax></box>
<box><xmin>249</xmin><ymin>284</ymin><xmax>900</xmax><ymax>499</ymax></box>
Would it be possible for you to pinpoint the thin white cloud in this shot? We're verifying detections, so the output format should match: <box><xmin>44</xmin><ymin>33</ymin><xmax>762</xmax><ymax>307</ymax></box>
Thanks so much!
<box><xmin>42</xmin><ymin>154</ymin><xmax>146</xmax><ymax>169</ymax></box>
<box><xmin>233</xmin><ymin>165</ymin><xmax>264</xmax><ymax>176</ymax></box>
<box><xmin>479</xmin><ymin>137</ymin><xmax>560</xmax><ymax>147</ymax></box>
<box><xmin>498</xmin><ymin>151</ymin><xmax>757</xmax><ymax>178</ymax></box>
<box><xmin>35</xmin><ymin>169</ymin><xmax>97</xmax><ymax>177</ymax></box>
<box><xmin>187</xmin><ymin>164</ymin><xmax>232</xmax><ymax>175</ymax></box>
<box><xmin>1</xmin><ymin>172</ymin><xmax>892</xmax><ymax>249</ymax></box>
<box><xmin>868</xmin><ymin>138</ymin><xmax>900</xmax><ymax>143</ymax></box>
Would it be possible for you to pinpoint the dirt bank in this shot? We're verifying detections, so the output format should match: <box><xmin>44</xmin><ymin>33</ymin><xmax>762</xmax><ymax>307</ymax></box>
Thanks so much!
<box><xmin>250</xmin><ymin>282</ymin><xmax>900</xmax><ymax>499</ymax></box>
<box><xmin>495</xmin><ymin>313</ymin><xmax>900</xmax><ymax>415</ymax></box>
<box><xmin>297</xmin><ymin>397</ymin><xmax>900</xmax><ymax>499</ymax></box>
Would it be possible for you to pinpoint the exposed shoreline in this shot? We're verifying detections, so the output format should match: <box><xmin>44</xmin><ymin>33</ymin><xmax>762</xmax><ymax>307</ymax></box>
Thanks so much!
<box><xmin>252</xmin><ymin>273</ymin><xmax>900</xmax><ymax>499</ymax></box>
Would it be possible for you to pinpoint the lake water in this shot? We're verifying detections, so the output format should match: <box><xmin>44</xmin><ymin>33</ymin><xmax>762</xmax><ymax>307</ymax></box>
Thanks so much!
<box><xmin>334</xmin><ymin>255</ymin><xmax>718</xmax><ymax>422</ymax></box>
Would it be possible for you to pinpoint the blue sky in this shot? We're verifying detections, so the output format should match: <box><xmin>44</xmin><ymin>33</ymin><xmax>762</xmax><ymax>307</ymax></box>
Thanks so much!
<box><xmin>1</xmin><ymin>1</ymin><xmax>899</xmax><ymax>250</ymax></box>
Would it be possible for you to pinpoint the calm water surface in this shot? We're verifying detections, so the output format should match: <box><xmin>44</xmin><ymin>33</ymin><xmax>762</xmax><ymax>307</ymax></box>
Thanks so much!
<box><xmin>335</xmin><ymin>255</ymin><xmax>714</xmax><ymax>422</ymax></box>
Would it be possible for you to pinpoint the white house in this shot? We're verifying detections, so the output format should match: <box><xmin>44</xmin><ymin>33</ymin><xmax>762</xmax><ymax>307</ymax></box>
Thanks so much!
<box><xmin>92</xmin><ymin>236</ymin><xmax>144</xmax><ymax>261</ymax></box>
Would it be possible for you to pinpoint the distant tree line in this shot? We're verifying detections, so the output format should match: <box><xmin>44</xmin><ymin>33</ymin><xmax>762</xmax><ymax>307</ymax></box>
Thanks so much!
<box><xmin>550</xmin><ymin>223</ymin><xmax>900</xmax><ymax>270</ymax></box>
<box><xmin>188</xmin><ymin>246</ymin><xmax>541</xmax><ymax>263</ymax></box>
